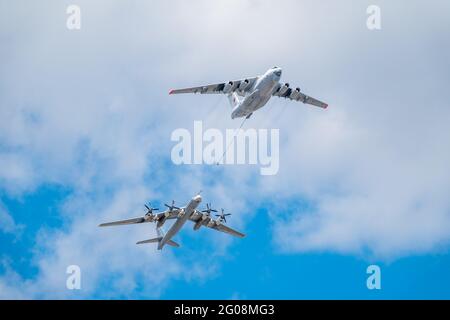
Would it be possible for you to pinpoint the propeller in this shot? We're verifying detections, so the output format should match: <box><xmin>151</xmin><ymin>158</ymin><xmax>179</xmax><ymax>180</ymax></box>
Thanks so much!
<box><xmin>201</xmin><ymin>203</ymin><xmax>218</xmax><ymax>216</ymax></box>
<box><xmin>144</xmin><ymin>203</ymin><xmax>159</xmax><ymax>215</ymax></box>
<box><xmin>164</xmin><ymin>200</ymin><xmax>180</xmax><ymax>212</ymax></box>
<box><xmin>216</xmin><ymin>209</ymin><xmax>231</xmax><ymax>223</ymax></box>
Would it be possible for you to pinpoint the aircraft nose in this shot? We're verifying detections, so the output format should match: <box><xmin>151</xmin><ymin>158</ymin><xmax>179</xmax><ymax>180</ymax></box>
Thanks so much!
<box><xmin>193</xmin><ymin>194</ymin><xmax>202</xmax><ymax>203</ymax></box>
<box><xmin>274</xmin><ymin>68</ymin><xmax>282</xmax><ymax>77</ymax></box>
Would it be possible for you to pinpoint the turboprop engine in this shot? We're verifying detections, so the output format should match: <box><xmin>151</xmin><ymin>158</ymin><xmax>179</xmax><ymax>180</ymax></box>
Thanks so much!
<box><xmin>193</xmin><ymin>203</ymin><xmax>217</xmax><ymax>231</ymax></box>
<box><xmin>156</xmin><ymin>211</ymin><xmax>172</xmax><ymax>228</ymax></box>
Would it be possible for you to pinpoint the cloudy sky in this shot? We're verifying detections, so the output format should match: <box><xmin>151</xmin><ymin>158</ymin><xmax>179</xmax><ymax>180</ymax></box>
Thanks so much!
<box><xmin>1</xmin><ymin>0</ymin><xmax>449</xmax><ymax>299</ymax></box>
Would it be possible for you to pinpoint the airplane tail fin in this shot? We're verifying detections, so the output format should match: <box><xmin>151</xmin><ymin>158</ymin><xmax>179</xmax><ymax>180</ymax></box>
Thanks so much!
<box><xmin>227</xmin><ymin>92</ymin><xmax>241</xmax><ymax>108</ymax></box>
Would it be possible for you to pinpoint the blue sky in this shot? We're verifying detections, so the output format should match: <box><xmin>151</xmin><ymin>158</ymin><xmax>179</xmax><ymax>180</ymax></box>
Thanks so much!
<box><xmin>2</xmin><ymin>187</ymin><xmax>450</xmax><ymax>299</ymax></box>
<box><xmin>1</xmin><ymin>0</ymin><xmax>450</xmax><ymax>299</ymax></box>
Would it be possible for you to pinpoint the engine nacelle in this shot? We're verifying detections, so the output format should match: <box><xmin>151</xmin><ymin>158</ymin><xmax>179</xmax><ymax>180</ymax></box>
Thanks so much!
<box><xmin>157</xmin><ymin>216</ymin><xmax>167</xmax><ymax>228</ymax></box>
<box><xmin>223</xmin><ymin>81</ymin><xmax>233</xmax><ymax>94</ymax></box>
<box><xmin>290</xmin><ymin>87</ymin><xmax>301</xmax><ymax>100</ymax></box>
<box><xmin>144</xmin><ymin>213</ymin><xmax>154</xmax><ymax>222</ymax></box>
<box><xmin>278</xmin><ymin>83</ymin><xmax>290</xmax><ymax>96</ymax></box>
<box><xmin>193</xmin><ymin>221</ymin><xmax>203</xmax><ymax>231</ymax></box>
<box><xmin>207</xmin><ymin>220</ymin><xmax>216</xmax><ymax>227</ymax></box>
<box><xmin>238</xmin><ymin>79</ymin><xmax>250</xmax><ymax>91</ymax></box>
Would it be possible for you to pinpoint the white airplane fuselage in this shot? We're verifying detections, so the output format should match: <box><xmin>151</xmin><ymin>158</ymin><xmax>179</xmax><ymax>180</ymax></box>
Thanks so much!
<box><xmin>158</xmin><ymin>194</ymin><xmax>202</xmax><ymax>250</ymax></box>
<box><xmin>231</xmin><ymin>67</ymin><xmax>282</xmax><ymax>119</ymax></box>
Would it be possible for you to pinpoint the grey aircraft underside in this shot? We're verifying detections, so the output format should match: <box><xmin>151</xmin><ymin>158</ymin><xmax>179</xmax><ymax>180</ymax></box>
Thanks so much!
<box><xmin>99</xmin><ymin>194</ymin><xmax>245</xmax><ymax>250</ymax></box>
<box><xmin>169</xmin><ymin>67</ymin><xmax>328</xmax><ymax>119</ymax></box>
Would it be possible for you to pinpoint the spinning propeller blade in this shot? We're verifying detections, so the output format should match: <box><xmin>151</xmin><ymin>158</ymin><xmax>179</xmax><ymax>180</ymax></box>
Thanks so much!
<box><xmin>145</xmin><ymin>203</ymin><xmax>159</xmax><ymax>214</ymax></box>
<box><xmin>164</xmin><ymin>200</ymin><xmax>180</xmax><ymax>212</ymax></box>
<box><xmin>201</xmin><ymin>203</ymin><xmax>218</xmax><ymax>215</ymax></box>
<box><xmin>215</xmin><ymin>209</ymin><xmax>232</xmax><ymax>223</ymax></box>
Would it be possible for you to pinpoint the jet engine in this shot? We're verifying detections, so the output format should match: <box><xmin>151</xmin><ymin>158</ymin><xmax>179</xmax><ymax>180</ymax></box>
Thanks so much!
<box><xmin>278</xmin><ymin>83</ymin><xmax>290</xmax><ymax>96</ymax></box>
<box><xmin>238</xmin><ymin>79</ymin><xmax>250</xmax><ymax>91</ymax></box>
<box><xmin>223</xmin><ymin>81</ymin><xmax>234</xmax><ymax>94</ymax></box>
<box><xmin>289</xmin><ymin>87</ymin><xmax>301</xmax><ymax>100</ymax></box>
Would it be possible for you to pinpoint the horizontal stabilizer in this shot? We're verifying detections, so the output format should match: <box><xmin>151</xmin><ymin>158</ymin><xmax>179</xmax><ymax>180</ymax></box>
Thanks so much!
<box><xmin>166</xmin><ymin>240</ymin><xmax>180</xmax><ymax>248</ymax></box>
<box><xmin>136</xmin><ymin>237</ymin><xmax>180</xmax><ymax>248</ymax></box>
<box><xmin>136</xmin><ymin>237</ymin><xmax>162</xmax><ymax>245</ymax></box>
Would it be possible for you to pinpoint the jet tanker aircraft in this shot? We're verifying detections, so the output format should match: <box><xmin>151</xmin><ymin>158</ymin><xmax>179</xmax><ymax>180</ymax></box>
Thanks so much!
<box><xmin>99</xmin><ymin>193</ymin><xmax>245</xmax><ymax>250</ymax></box>
<box><xmin>169</xmin><ymin>67</ymin><xmax>328</xmax><ymax>119</ymax></box>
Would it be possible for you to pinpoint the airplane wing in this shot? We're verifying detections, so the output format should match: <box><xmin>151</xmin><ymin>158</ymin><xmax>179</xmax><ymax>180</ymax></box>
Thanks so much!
<box><xmin>273</xmin><ymin>83</ymin><xmax>328</xmax><ymax>109</ymax></box>
<box><xmin>99</xmin><ymin>217</ymin><xmax>146</xmax><ymax>227</ymax></box>
<box><xmin>99</xmin><ymin>208</ymin><xmax>183</xmax><ymax>227</ymax></box>
<box><xmin>169</xmin><ymin>77</ymin><xmax>258</xmax><ymax>95</ymax></box>
<box><xmin>154</xmin><ymin>209</ymin><xmax>180</xmax><ymax>221</ymax></box>
<box><xmin>188</xmin><ymin>210</ymin><xmax>245</xmax><ymax>238</ymax></box>
<box><xmin>208</xmin><ymin>223</ymin><xmax>246</xmax><ymax>238</ymax></box>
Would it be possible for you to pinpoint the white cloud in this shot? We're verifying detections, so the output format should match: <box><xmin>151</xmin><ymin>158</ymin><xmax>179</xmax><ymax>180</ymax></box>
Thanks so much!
<box><xmin>0</xmin><ymin>0</ymin><xmax>254</xmax><ymax>298</ymax></box>
<box><xmin>268</xmin><ymin>38</ymin><xmax>450</xmax><ymax>259</ymax></box>
<box><xmin>0</xmin><ymin>153</ymin><xmax>36</xmax><ymax>195</ymax></box>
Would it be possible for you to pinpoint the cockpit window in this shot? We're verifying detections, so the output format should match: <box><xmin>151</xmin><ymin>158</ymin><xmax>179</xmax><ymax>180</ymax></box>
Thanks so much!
<box><xmin>274</xmin><ymin>70</ymin><xmax>282</xmax><ymax>76</ymax></box>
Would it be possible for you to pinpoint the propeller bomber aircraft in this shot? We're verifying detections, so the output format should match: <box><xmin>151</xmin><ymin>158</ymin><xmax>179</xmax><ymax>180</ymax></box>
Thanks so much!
<box><xmin>99</xmin><ymin>193</ymin><xmax>244</xmax><ymax>250</ymax></box>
